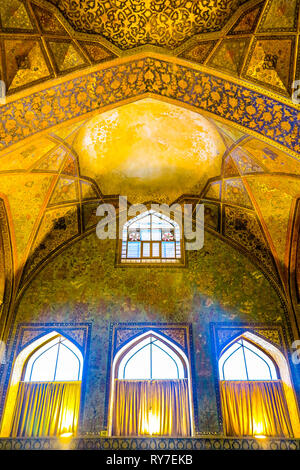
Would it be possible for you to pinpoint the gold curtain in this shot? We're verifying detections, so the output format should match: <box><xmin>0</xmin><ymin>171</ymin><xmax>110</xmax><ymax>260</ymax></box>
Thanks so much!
<box><xmin>10</xmin><ymin>381</ymin><xmax>81</xmax><ymax>437</ymax></box>
<box><xmin>112</xmin><ymin>379</ymin><xmax>191</xmax><ymax>437</ymax></box>
<box><xmin>220</xmin><ymin>380</ymin><xmax>293</xmax><ymax>437</ymax></box>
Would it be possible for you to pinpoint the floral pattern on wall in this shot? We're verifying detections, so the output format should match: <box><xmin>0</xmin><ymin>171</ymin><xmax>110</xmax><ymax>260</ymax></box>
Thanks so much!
<box><xmin>13</xmin><ymin>230</ymin><xmax>287</xmax><ymax>434</ymax></box>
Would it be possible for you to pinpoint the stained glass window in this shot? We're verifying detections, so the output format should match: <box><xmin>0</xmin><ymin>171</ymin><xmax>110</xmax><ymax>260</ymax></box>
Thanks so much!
<box><xmin>219</xmin><ymin>338</ymin><xmax>278</xmax><ymax>381</ymax></box>
<box><xmin>121</xmin><ymin>210</ymin><xmax>181</xmax><ymax>263</ymax></box>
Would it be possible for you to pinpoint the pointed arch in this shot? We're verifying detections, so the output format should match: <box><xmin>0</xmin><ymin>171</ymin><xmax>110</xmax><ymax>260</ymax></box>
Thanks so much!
<box><xmin>115</xmin><ymin>330</ymin><xmax>189</xmax><ymax>379</ymax></box>
<box><xmin>23</xmin><ymin>334</ymin><xmax>83</xmax><ymax>382</ymax></box>
<box><xmin>0</xmin><ymin>331</ymin><xmax>83</xmax><ymax>437</ymax></box>
<box><xmin>108</xmin><ymin>330</ymin><xmax>194</xmax><ymax>437</ymax></box>
<box><xmin>219</xmin><ymin>331</ymin><xmax>300</xmax><ymax>438</ymax></box>
<box><xmin>219</xmin><ymin>336</ymin><xmax>278</xmax><ymax>381</ymax></box>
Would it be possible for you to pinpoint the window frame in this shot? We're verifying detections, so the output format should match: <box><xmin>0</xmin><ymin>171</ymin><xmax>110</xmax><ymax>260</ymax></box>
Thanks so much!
<box><xmin>114</xmin><ymin>332</ymin><xmax>189</xmax><ymax>380</ymax></box>
<box><xmin>108</xmin><ymin>328</ymin><xmax>195</xmax><ymax>436</ymax></box>
<box><xmin>117</xmin><ymin>209</ymin><xmax>185</xmax><ymax>267</ymax></box>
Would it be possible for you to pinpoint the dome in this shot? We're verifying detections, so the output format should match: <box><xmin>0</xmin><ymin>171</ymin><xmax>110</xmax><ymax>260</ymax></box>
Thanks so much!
<box><xmin>73</xmin><ymin>98</ymin><xmax>225</xmax><ymax>204</ymax></box>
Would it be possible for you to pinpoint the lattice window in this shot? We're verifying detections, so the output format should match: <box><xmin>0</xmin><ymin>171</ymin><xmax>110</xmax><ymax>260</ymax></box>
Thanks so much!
<box><xmin>120</xmin><ymin>210</ymin><xmax>182</xmax><ymax>264</ymax></box>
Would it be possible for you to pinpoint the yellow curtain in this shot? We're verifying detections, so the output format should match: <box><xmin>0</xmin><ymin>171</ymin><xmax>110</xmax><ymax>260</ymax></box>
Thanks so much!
<box><xmin>112</xmin><ymin>379</ymin><xmax>191</xmax><ymax>437</ymax></box>
<box><xmin>220</xmin><ymin>380</ymin><xmax>293</xmax><ymax>437</ymax></box>
<box><xmin>10</xmin><ymin>381</ymin><xmax>81</xmax><ymax>438</ymax></box>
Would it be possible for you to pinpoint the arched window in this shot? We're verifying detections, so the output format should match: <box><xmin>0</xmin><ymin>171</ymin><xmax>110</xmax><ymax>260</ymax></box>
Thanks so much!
<box><xmin>120</xmin><ymin>210</ymin><xmax>182</xmax><ymax>263</ymax></box>
<box><xmin>24</xmin><ymin>336</ymin><xmax>82</xmax><ymax>382</ymax></box>
<box><xmin>219</xmin><ymin>338</ymin><xmax>277</xmax><ymax>381</ymax></box>
<box><xmin>219</xmin><ymin>335</ymin><xmax>293</xmax><ymax>438</ymax></box>
<box><xmin>110</xmin><ymin>331</ymin><xmax>192</xmax><ymax>437</ymax></box>
<box><xmin>4</xmin><ymin>333</ymin><xmax>83</xmax><ymax>438</ymax></box>
<box><xmin>118</xmin><ymin>335</ymin><xmax>185</xmax><ymax>380</ymax></box>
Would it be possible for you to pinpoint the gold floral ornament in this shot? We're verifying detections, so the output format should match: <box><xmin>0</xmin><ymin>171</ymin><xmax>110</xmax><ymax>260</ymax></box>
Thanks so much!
<box><xmin>51</xmin><ymin>0</ymin><xmax>243</xmax><ymax>49</ymax></box>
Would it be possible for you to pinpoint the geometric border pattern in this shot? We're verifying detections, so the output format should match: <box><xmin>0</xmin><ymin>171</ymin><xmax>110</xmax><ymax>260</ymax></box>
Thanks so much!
<box><xmin>104</xmin><ymin>322</ymin><xmax>198</xmax><ymax>432</ymax></box>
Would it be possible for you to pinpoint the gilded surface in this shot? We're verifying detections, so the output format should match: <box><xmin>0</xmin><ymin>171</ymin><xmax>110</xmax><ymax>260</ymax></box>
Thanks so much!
<box><xmin>0</xmin><ymin>0</ymin><xmax>300</xmax><ymax>444</ymax></box>
<box><xmin>0</xmin><ymin>0</ymin><xmax>299</xmax><ymax>99</ymax></box>
<box><xmin>72</xmin><ymin>99</ymin><xmax>225</xmax><ymax>204</ymax></box>
<box><xmin>1</xmin><ymin>93</ymin><xmax>299</xmax><ymax>297</ymax></box>
<box><xmin>0</xmin><ymin>57</ymin><xmax>299</xmax><ymax>155</ymax></box>
<box><xmin>11</xmin><ymin>231</ymin><xmax>287</xmax><ymax>432</ymax></box>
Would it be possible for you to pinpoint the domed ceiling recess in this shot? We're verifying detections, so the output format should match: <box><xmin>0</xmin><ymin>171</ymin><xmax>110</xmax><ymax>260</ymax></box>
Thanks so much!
<box><xmin>0</xmin><ymin>97</ymin><xmax>299</xmax><ymax>302</ymax></box>
<box><xmin>73</xmin><ymin>99</ymin><xmax>225</xmax><ymax>203</ymax></box>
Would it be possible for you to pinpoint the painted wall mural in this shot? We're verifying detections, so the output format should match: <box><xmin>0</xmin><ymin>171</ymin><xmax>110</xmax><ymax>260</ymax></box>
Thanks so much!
<box><xmin>246</xmin><ymin>176</ymin><xmax>300</xmax><ymax>270</ymax></box>
<box><xmin>1</xmin><ymin>98</ymin><xmax>299</xmax><ymax>330</ymax></box>
<box><xmin>9</xmin><ymin>230</ymin><xmax>288</xmax><ymax>434</ymax></box>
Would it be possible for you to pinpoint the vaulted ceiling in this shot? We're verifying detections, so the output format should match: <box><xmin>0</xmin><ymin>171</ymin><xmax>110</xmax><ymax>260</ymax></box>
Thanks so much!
<box><xmin>1</xmin><ymin>98</ymin><xmax>299</xmax><ymax>298</ymax></box>
<box><xmin>0</xmin><ymin>0</ymin><xmax>299</xmax><ymax>97</ymax></box>
<box><xmin>48</xmin><ymin>0</ymin><xmax>249</xmax><ymax>49</ymax></box>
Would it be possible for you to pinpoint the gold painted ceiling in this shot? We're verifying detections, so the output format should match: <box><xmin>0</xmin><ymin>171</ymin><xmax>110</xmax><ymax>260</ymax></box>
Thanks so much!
<box><xmin>0</xmin><ymin>98</ymin><xmax>299</xmax><ymax>299</ymax></box>
<box><xmin>48</xmin><ymin>0</ymin><xmax>248</xmax><ymax>49</ymax></box>
<box><xmin>72</xmin><ymin>99</ymin><xmax>226</xmax><ymax>203</ymax></box>
<box><xmin>0</xmin><ymin>0</ymin><xmax>299</xmax><ymax>98</ymax></box>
